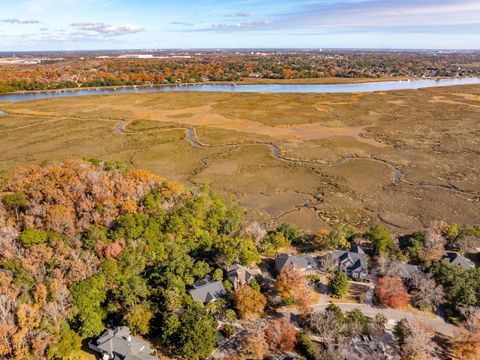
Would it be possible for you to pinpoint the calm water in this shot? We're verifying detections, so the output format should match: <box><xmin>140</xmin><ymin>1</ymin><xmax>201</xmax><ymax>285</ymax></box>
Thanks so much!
<box><xmin>0</xmin><ymin>77</ymin><xmax>479</xmax><ymax>102</ymax></box>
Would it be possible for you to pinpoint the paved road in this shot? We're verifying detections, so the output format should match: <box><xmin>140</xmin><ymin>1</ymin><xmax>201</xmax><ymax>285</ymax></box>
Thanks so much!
<box><xmin>313</xmin><ymin>302</ymin><xmax>457</xmax><ymax>337</ymax></box>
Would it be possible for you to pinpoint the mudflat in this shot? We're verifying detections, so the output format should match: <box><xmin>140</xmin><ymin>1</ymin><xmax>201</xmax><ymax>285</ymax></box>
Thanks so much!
<box><xmin>1</xmin><ymin>84</ymin><xmax>479</xmax><ymax>232</ymax></box>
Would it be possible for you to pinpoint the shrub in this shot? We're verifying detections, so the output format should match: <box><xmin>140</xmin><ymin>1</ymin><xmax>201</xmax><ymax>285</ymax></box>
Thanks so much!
<box><xmin>17</xmin><ymin>229</ymin><xmax>49</xmax><ymax>248</ymax></box>
<box><xmin>330</xmin><ymin>272</ymin><xmax>349</xmax><ymax>298</ymax></box>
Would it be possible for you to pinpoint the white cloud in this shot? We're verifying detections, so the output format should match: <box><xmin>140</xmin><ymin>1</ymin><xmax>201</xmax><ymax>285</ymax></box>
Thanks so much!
<box><xmin>0</xmin><ymin>18</ymin><xmax>40</xmax><ymax>24</ymax></box>
<box><xmin>171</xmin><ymin>21</ymin><xmax>194</xmax><ymax>26</ymax></box>
<box><xmin>70</xmin><ymin>22</ymin><xmax>144</xmax><ymax>37</ymax></box>
<box><xmin>212</xmin><ymin>19</ymin><xmax>273</xmax><ymax>30</ymax></box>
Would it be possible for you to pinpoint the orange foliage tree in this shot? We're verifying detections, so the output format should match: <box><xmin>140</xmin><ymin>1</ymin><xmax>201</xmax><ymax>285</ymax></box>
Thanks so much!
<box><xmin>375</xmin><ymin>276</ymin><xmax>410</xmax><ymax>309</ymax></box>
<box><xmin>452</xmin><ymin>308</ymin><xmax>480</xmax><ymax>360</ymax></box>
<box><xmin>274</xmin><ymin>264</ymin><xmax>314</xmax><ymax>315</ymax></box>
<box><xmin>233</xmin><ymin>285</ymin><xmax>267</xmax><ymax>320</ymax></box>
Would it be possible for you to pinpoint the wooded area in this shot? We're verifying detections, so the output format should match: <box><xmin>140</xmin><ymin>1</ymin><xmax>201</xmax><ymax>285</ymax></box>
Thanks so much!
<box><xmin>1</xmin><ymin>51</ymin><xmax>480</xmax><ymax>93</ymax></box>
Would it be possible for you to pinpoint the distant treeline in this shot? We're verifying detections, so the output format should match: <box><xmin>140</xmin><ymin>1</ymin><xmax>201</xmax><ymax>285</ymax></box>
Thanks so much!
<box><xmin>1</xmin><ymin>51</ymin><xmax>480</xmax><ymax>93</ymax></box>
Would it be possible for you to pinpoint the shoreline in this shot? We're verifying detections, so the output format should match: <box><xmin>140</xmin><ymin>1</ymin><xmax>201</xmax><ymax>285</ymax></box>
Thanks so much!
<box><xmin>0</xmin><ymin>76</ymin><xmax>441</xmax><ymax>96</ymax></box>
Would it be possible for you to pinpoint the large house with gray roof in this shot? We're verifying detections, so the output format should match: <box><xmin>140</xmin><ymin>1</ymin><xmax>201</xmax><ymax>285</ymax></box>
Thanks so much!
<box><xmin>330</xmin><ymin>245</ymin><xmax>369</xmax><ymax>280</ymax></box>
<box><xmin>274</xmin><ymin>254</ymin><xmax>319</xmax><ymax>275</ymax></box>
<box><xmin>227</xmin><ymin>264</ymin><xmax>258</xmax><ymax>289</ymax></box>
<box><xmin>88</xmin><ymin>326</ymin><xmax>158</xmax><ymax>360</ymax></box>
<box><xmin>386</xmin><ymin>262</ymin><xmax>421</xmax><ymax>279</ymax></box>
<box><xmin>188</xmin><ymin>278</ymin><xmax>227</xmax><ymax>303</ymax></box>
<box><xmin>443</xmin><ymin>252</ymin><xmax>475</xmax><ymax>270</ymax></box>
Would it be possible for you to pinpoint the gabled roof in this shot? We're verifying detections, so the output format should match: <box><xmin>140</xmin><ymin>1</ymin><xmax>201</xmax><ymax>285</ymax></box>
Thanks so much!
<box><xmin>443</xmin><ymin>252</ymin><xmax>475</xmax><ymax>270</ymax></box>
<box><xmin>350</xmin><ymin>259</ymin><xmax>367</xmax><ymax>272</ymax></box>
<box><xmin>94</xmin><ymin>327</ymin><xmax>157</xmax><ymax>360</ymax></box>
<box><xmin>275</xmin><ymin>254</ymin><xmax>318</xmax><ymax>273</ymax></box>
<box><xmin>350</xmin><ymin>245</ymin><xmax>365</xmax><ymax>254</ymax></box>
<box><xmin>388</xmin><ymin>262</ymin><xmax>421</xmax><ymax>279</ymax></box>
<box><xmin>331</xmin><ymin>246</ymin><xmax>368</xmax><ymax>270</ymax></box>
<box><xmin>189</xmin><ymin>279</ymin><xmax>226</xmax><ymax>303</ymax></box>
<box><xmin>227</xmin><ymin>264</ymin><xmax>256</xmax><ymax>284</ymax></box>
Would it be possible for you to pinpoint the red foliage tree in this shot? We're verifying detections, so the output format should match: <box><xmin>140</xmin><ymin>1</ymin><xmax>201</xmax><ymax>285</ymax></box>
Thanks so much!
<box><xmin>375</xmin><ymin>276</ymin><xmax>410</xmax><ymax>309</ymax></box>
<box><xmin>264</xmin><ymin>318</ymin><xmax>297</xmax><ymax>353</ymax></box>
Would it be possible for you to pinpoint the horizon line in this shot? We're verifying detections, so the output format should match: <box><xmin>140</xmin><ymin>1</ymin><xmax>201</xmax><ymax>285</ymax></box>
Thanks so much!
<box><xmin>1</xmin><ymin>47</ymin><xmax>480</xmax><ymax>53</ymax></box>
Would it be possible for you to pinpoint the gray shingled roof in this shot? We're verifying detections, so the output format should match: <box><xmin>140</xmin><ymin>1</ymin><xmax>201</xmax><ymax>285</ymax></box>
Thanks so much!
<box><xmin>443</xmin><ymin>252</ymin><xmax>475</xmax><ymax>270</ymax></box>
<box><xmin>274</xmin><ymin>254</ymin><xmax>319</xmax><ymax>274</ymax></box>
<box><xmin>387</xmin><ymin>262</ymin><xmax>421</xmax><ymax>279</ymax></box>
<box><xmin>189</xmin><ymin>279</ymin><xmax>226</xmax><ymax>303</ymax></box>
<box><xmin>93</xmin><ymin>326</ymin><xmax>157</xmax><ymax>360</ymax></box>
<box><xmin>227</xmin><ymin>264</ymin><xmax>256</xmax><ymax>285</ymax></box>
<box><xmin>331</xmin><ymin>249</ymin><xmax>368</xmax><ymax>268</ymax></box>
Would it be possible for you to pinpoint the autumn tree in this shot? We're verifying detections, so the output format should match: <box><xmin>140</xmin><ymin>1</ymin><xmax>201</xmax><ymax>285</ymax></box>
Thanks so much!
<box><xmin>452</xmin><ymin>307</ymin><xmax>480</xmax><ymax>360</ymax></box>
<box><xmin>275</xmin><ymin>264</ymin><xmax>314</xmax><ymax>313</ymax></box>
<box><xmin>237</xmin><ymin>330</ymin><xmax>267</xmax><ymax>360</ymax></box>
<box><xmin>233</xmin><ymin>285</ymin><xmax>267</xmax><ymax>320</ymax></box>
<box><xmin>264</xmin><ymin>318</ymin><xmax>297</xmax><ymax>353</ymax></box>
<box><xmin>375</xmin><ymin>276</ymin><xmax>410</xmax><ymax>309</ymax></box>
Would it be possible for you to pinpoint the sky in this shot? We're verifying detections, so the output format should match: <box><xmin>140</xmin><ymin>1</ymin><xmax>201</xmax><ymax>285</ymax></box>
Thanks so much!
<box><xmin>0</xmin><ymin>0</ymin><xmax>479</xmax><ymax>51</ymax></box>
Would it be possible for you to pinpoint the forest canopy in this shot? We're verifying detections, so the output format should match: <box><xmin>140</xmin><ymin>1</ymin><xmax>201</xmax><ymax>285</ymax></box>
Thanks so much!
<box><xmin>0</xmin><ymin>160</ymin><xmax>259</xmax><ymax>359</ymax></box>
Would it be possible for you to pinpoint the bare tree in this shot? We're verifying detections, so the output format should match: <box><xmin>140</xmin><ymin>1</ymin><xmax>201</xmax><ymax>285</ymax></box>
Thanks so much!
<box><xmin>409</xmin><ymin>272</ymin><xmax>444</xmax><ymax>312</ymax></box>
<box><xmin>456</xmin><ymin>235</ymin><xmax>480</xmax><ymax>253</ymax></box>
<box><xmin>244</xmin><ymin>222</ymin><xmax>267</xmax><ymax>246</ymax></box>
<box><xmin>422</xmin><ymin>220</ymin><xmax>447</xmax><ymax>263</ymax></box>
<box><xmin>320</xmin><ymin>254</ymin><xmax>338</xmax><ymax>274</ymax></box>
<box><xmin>376</xmin><ymin>253</ymin><xmax>390</xmax><ymax>276</ymax></box>
<box><xmin>401</xmin><ymin>320</ymin><xmax>437</xmax><ymax>360</ymax></box>
<box><xmin>307</xmin><ymin>311</ymin><xmax>345</xmax><ymax>344</ymax></box>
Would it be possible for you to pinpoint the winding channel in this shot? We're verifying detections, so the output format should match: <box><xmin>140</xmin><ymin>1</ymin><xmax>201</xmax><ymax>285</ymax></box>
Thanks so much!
<box><xmin>2</xmin><ymin>76</ymin><xmax>479</xmax><ymax>200</ymax></box>
<box><xmin>185</xmin><ymin>126</ymin><xmax>479</xmax><ymax>200</ymax></box>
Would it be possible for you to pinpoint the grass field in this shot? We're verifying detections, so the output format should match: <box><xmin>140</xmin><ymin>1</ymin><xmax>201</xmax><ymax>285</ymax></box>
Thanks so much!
<box><xmin>1</xmin><ymin>85</ymin><xmax>479</xmax><ymax>232</ymax></box>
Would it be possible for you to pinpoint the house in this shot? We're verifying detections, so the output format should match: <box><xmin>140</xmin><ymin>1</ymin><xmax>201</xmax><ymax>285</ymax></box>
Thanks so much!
<box><xmin>88</xmin><ymin>326</ymin><xmax>158</xmax><ymax>360</ymax></box>
<box><xmin>274</xmin><ymin>254</ymin><xmax>319</xmax><ymax>275</ymax></box>
<box><xmin>387</xmin><ymin>262</ymin><xmax>421</xmax><ymax>279</ymax></box>
<box><xmin>443</xmin><ymin>252</ymin><xmax>475</xmax><ymax>270</ymax></box>
<box><xmin>330</xmin><ymin>245</ymin><xmax>369</xmax><ymax>280</ymax></box>
<box><xmin>188</xmin><ymin>278</ymin><xmax>227</xmax><ymax>303</ymax></box>
<box><xmin>226</xmin><ymin>264</ymin><xmax>258</xmax><ymax>289</ymax></box>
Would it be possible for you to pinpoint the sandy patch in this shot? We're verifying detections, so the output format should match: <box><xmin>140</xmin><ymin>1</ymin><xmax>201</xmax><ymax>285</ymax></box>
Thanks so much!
<box><xmin>429</xmin><ymin>96</ymin><xmax>480</xmax><ymax>108</ymax></box>
<box><xmin>135</xmin><ymin>105</ymin><xmax>386</xmax><ymax>147</ymax></box>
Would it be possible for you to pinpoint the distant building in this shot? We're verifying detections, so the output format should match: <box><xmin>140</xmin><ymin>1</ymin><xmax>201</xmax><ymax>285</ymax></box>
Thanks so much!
<box><xmin>189</xmin><ymin>278</ymin><xmax>227</xmax><ymax>303</ymax></box>
<box><xmin>387</xmin><ymin>262</ymin><xmax>421</xmax><ymax>279</ymax></box>
<box><xmin>330</xmin><ymin>245</ymin><xmax>369</xmax><ymax>280</ymax></box>
<box><xmin>443</xmin><ymin>252</ymin><xmax>475</xmax><ymax>270</ymax></box>
<box><xmin>88</xmin><ymin>326</ymin><xmax>157</xmax><ymax>360</ymax></box>
<box><xmin>226</xmin><ymin>264</ymin><xmax>258</xmax><ymax>289</ymax></box>
<box><xmin>275</xmin><ymin>254</ymin><xmax>319</xmax><ymax>275</ymax></box>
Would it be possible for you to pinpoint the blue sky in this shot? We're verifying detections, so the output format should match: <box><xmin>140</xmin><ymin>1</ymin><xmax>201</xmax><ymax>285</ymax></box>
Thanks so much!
<box><xmin>0</xmin><ymin>0</ymin><xmax>479</xmax><ymax>51</ymax></box>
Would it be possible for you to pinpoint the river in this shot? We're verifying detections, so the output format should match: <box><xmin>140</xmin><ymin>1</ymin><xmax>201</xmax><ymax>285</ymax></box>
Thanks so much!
<box><xmin>0</xmin><ymin>77</ymin><xmax>479</xmax><ymax>103</ymax></box>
